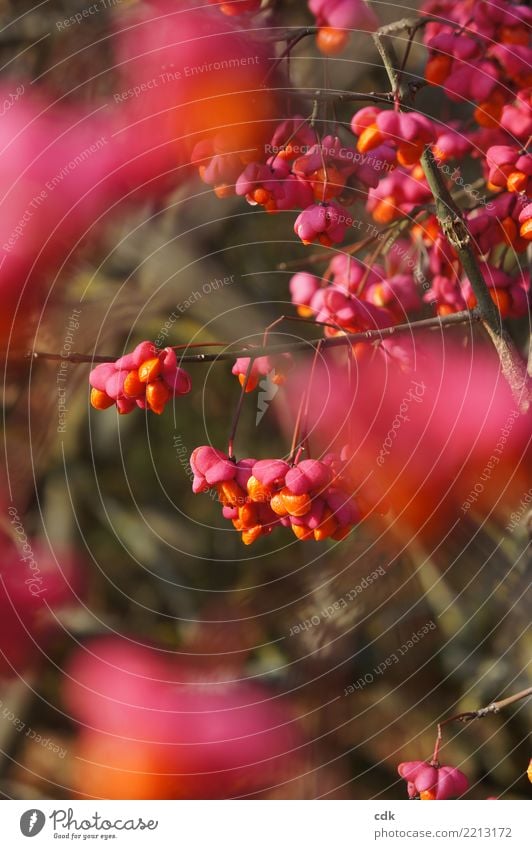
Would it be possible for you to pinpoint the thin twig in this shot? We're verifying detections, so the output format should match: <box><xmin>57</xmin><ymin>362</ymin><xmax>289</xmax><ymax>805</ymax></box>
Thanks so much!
<box><xmin>288</xmin><ymin>389</ymin><xmax>307</xmax><ymax>465</ymax></box>
<box><xmin>376</xmin><ymin>16</ymin><xmax>442</xmax><ymax>37</ymax></box>
<box><xmin>227</xmin><ymin>357</ymin><xmax>255</xmax><ymax>460</ymax></box>
<box><xmin>432</xmin><ymin>686</ymin><xmax>532</xmax><ymax>764</ymax></box>
<box><xmin>299</xmin><ymin>339</ymin><xmax>324</xmax><ymax>461</ymax></box>
<box><xmin>277</xmin><ymin>87</ymin><xmax>395</xmax><ymax>105</ymax></box>
<box><xmin>262</xmin><ymin>28</ymin><xmax>317</xmax><ymax>86</ymax></box>
<box><xmin>19</xmin><ymin>309</ymin><xmax>481</xmax><ymax>366</ymax></box>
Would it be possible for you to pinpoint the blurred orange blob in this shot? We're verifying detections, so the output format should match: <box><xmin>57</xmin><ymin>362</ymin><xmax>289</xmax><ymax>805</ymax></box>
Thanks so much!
<box><xmin>425</xmin><ymin>55</ymin><xmax>452</xmax><ymax>86</ymax></box>
<box><xmin>74</xmin><ymin>734</ymin><xmax>182</xmax><ymax>800</ymax></box>
<box><xmin>0</xmin><ymin>2</ymin><xmax>281</xmax><ymax>354</ymax></box>
<box><xmin>466</xmin><ymin>288</ymin><xmax>513</xmax><ymax>317</ymax></box>
<box><xmin>65</xmin><ymin>637</ymin><xmax>303</xmax><ymax>799</ymax></box>
<box><xmin>372</xmin><ymin>197</ymin><xmax>400</xmax><ymax>223</ymax></box>
<box><xmin>474</xmin><ymin>92</ymin><xmax>505</xmax><ymax>128</ymax></box>
<box><xmin>316</xmin><ymin>27</ymin><xmax>349</xmax><ymax>55</ymax></box>
<box><xmin>114</xmin><ymin>0</ymin><xmax>280</xmax><ymax>188</ymax></box>
<box><xmin>215</xmin><ymin>0</ymin><xmax>262</xmax><ymax>15</ymax></box>
<box><xmin>288</xmin><ymin>337</ymin><xmax>531</xmax><ymax>541</ymax></box>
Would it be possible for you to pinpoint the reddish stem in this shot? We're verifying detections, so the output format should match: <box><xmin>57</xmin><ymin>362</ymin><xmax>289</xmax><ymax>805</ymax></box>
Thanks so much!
<box><xmin>227</xmin><ymin>357</ymin><xmax>255</xmax><ymax>460</ymax></box>
<box><xmin>288</xmin><ymin>389</ymin><xmax>308</xmax><ymax>465</ymax></box>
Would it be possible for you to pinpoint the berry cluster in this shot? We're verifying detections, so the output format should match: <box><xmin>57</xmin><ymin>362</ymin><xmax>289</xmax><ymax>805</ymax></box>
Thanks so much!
<box><xmin>86</xmin><ymin>0</ymin><xmax>531</xmax><ymax>549</ymax></box>
<box><xmin>196</xmin><ymin>121</ymin><xmax>395</xmax><ymax>247</ymax></box>
<box><xmin>308</xmin><ymin>0</ymin><xmax>379</xmax><ymax>55</ymax></box>
<box><xmin>397</xmin><ymin>761</ymin><xmax>469</xmax><ymax>800</ymax></box>
<box><xmin>353</xmin><ymin>107</ymin><xmax>435</xmax><ymax>168</ymax></box>
<box><xmin>289</xmin><ymin>251</ymin><xmax>421</xmax><ymax>335</ymax></box>
<box><xmin>232</xmin><ymin>353</ymin><xmax>293</xmax><ymax>392</ymax></box>
<box><xmin>191</xmin><ymin>0</ymin><xmax>531</xmax><ymax>321</ymax></box>
<box><xmin>190</xmin><ymin>447</ymin><xmax>368</xmax><ymax>544</ymax></box>
<box><xmin>417</xmin><ymin>0</ymin><xmax>532</xmax><ymax>314</ymax></box>
<box><xmin>215</xmin><ymin>0</ymin><xmax>381</xmax><ymax>57</ymax></box>
<box><xmin>89</xmin><ymin>342</ymin><xmax>191</xmax><ymax>415</ymax></box>
<box><xmin>422</xmin><ymin>1</ymin><xmax>532</xmax><ymax>110</ymax></box>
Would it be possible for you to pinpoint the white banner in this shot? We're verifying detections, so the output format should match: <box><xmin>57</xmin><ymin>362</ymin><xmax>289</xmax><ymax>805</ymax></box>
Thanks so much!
<box><xmin>0</xmin><ymin>800</ymin><xmax>529</xmax><ymax>848</ymax></box>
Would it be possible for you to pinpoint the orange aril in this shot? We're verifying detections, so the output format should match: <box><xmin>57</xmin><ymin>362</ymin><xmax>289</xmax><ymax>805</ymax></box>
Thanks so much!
<box><xmin>145</xmin><ymin>380</ymin><xmax>170</xmax><ymax>414</ymax></box>
<box><xmin>519</xmin><ymin>218</ymin><xmax>532</xmax><ymax>240</ymax></box>
<box><xmin>506</xmin><ymin>171</ymin><xmax>528</xmax><ymax>193</ymax></box>
<box><xmin>412</xmin><ymin>217</ymin><xmax>439</xmax><ymax>244</ymax></box>
<box><xmin>425</xmin><ymin>54</ymin><xmax>452</xmax><ymax>85</ymax></box>
<box><xmin>357</xmin><ymin>123</ymin><xmax>384</xmax><ymax>154</ymax></box>
<box><xmin>238</xmin><ymin>502</ymin><xmax>258</xmax><ymax>528</ymax></box>
<box><xmin>474</xmin><ymin>92</ymin><xmax>504</xmax><ymax>128</ymax></box>
<box><xmin>490</xmin><ymin>288</ymin><xmax>512</xmax><ymax>316</ymax></box>
<box><xmin>217</xmin><ymin>480</ymin><xmax>245</xmax><ymax>506</ymax></box>
<box><xmin>214</xmin><ymin>184</ymin><xmax>234</xmax><ymax>199</ymax></box>
<box><xmin>247</xmin><ymin>476</ymin><xmax>273</xmax><ymax>503</ymax></box>
<box><xmin>138</xmin><ymin>357</ymin><xmax>161</xmax><ymax>383</ymax></box>
<box><xmin>311</xmin><ymin>166</ymin><xmax>345</xmax><ymax>201</ymax></box>
<box><xmin>238</xmin><ymin>372</ymin><xmax>259</xmax><ymax>392</ymax></box>
<box><xmin>501</xmin><ymin>26</ymin><xmax>529</xmax><ymax>45</ymax></box>
<box><xmin>410</xmin><ymin>164</ymin><xmax>425</xmax><ymax>181</ymax></box>
<box><xmin>252</xmin><ymin>187</ymin><xmax>272</xmax><ymax>206</ymax></box>
<box><xmin>270</xmin><ymin>493</ymin><xmax>288</xmax><ymax>516</ymax></box>
<box><xmin>316</xmin><ymin>27</ymin><xmax>349</xmax><ymax>56</ymax></box>
<box><xmin>241</xmin><ymin>525</ymin><xmax>263</xmax><ymax>545</ymax></box>
<box><xmin>123</xmin><ymin>370</ymin><xmax>143</xmax><ymax>398</ymax></box>
<box><xmin>313</xmin><ymin>509</ymin><xmax>338</xmax><ymax>541</ymax></box>
<box><xmin>292</xmin><ymin>524</ymin><xmax>313</xmax><ymax>540</ymax></box>
<box><xmin>280</xmin><ymin>488</ymin><xmax>311</xmax><ymax>517</ymax></box>
<box><xmin>500</xmin><ymin>216</ymin><xmax>517</xmax><ymax>244</ymax></box>
<box><xmin>90</xmin><ymin>388</ymin><xmax>114</xmax><ymax>410</ymax></box>
<box><xmin>277</xmin><ymin>143</ymin><xmax>295</xmax><ymax>160</ymax></box>
<box><xmin>372</xmin><ymin>198</ymin><xmax>399</xmax><ymax>223</ymax></box>
<box><xmin>467</xmin><ymin>289</ymin><xmax>512</xmax><ymax>316</ymax></box>
<box><xmin>437</xmin><ymin>304</ymin><xmax>455</xmax><ymax>317</ymax></box>
<box><xmin>371</xmin><ymin>284</ymin><xmax>387</xmax><ymax>307</ymax></box>
<box><xmin>397</xmin><ymin>140</ymin><xmax>425</xmax><ymax>166</ymax></box>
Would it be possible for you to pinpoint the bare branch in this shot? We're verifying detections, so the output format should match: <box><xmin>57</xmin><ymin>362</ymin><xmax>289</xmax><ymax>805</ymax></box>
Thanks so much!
<box><xmin>432</xmin><ymin>686</ymin><xmax>532</xmax><ymax>764</ymax></box>
<box><xmin>17</xmin><ymin>309</ymin><xmax>481</xmax><ymax>366</ymax></box>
